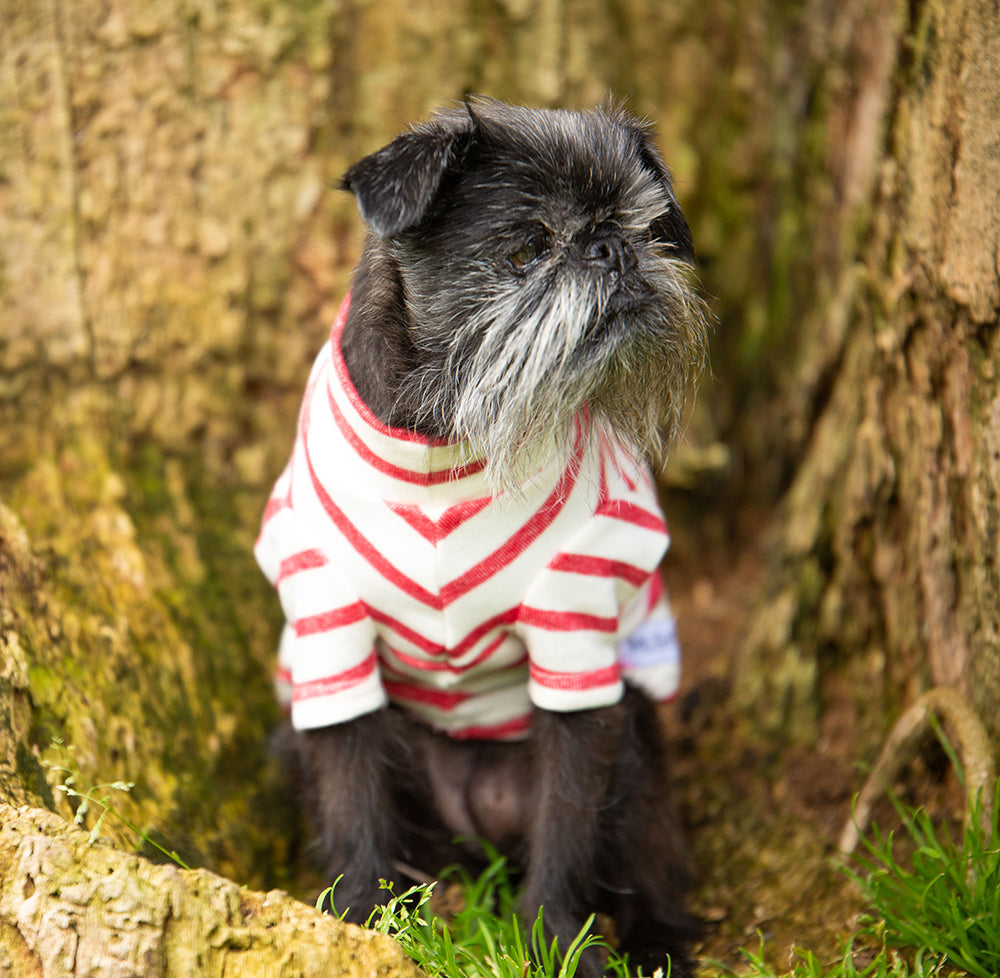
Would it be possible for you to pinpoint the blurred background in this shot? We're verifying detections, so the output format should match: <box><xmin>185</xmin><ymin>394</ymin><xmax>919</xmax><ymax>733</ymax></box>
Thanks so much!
<box><xmin>2</xmin><ymin>0</ymin><xmax>997</xmax><ymax>968</ymax></box>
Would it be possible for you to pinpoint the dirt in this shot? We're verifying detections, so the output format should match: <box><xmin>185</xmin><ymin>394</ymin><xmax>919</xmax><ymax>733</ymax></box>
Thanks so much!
<box><xmin>662</xmin><ymin>514</ymin><xmax>874</xmax><ymax>973</ymax></box>
<box><xmin>661</xmin><ymin>504</ymin><xmax>972</xmax><ymax>975</ymax></box>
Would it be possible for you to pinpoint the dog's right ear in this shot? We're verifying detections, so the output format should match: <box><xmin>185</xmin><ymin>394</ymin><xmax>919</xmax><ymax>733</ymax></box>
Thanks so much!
<box><xmin>341</xmin><ymin>123</ymin><xmax>467</xmax><ymax>238</ymax></box>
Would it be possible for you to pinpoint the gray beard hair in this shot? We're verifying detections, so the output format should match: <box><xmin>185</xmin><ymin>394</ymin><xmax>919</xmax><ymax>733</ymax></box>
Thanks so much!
<box><xmin>397</xmin><ymin>259</ymin><xmax>710</xmax><ymax>493</ymax></box>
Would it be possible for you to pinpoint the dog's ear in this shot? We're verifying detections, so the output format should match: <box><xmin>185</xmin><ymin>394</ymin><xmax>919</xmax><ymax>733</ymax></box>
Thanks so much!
<box><xmin>341</xmin><ymin>123</ymin><xmax>468</xmax><ymax>238</ymax></box>
<box><xmin>618</xmin><ymin>113</ymin><xmax>695</xmax><ymax>264</ymax></box>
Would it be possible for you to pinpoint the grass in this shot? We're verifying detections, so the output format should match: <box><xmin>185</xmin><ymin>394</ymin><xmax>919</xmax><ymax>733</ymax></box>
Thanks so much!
<box><xmin>43</xmin><ymin>735</ymin><xmax>998</xmax><ymax>978</ymax></box>
<box><xmin>42</xmin><ymin>739</ymin><xmax>192</xmax><ymax>869</ymax></box>
<box><xmin>848</xmin><ymin>781</ymin><xmax>1000</xmax><ymax>978</ymax></box>
<box><xmin>714</xmin><ymin>732</ymin><xmax>999</xmax><ymax>978</ymax></box>
<box><xmin>320</xmin><ymin>851</ymin><xmax>644</xmax><ymax>978</ymax></box>
<box><xmin>330</xmin><ymin>767</ymin><xmax>999</xmax><ymax>978</ymax></box>
<box><xmin>735</xmin><ymin>942</ymin><xmax>947</xmax><ymax>978</ymax></box>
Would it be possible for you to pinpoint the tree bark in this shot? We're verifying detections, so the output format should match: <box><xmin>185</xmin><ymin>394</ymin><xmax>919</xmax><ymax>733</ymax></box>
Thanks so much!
<box><xmin>737</xmin><ymin>0</ymin><xmax>1000</xmax><ymax>749</ymax></box>
<box><xmin>0</xmin><ymin>803</ymin><xmax>423</xmax><ymax>978</ymax></box>
<box><xmin>3</xmin><ymin>0</ymin><xmax>998</xmax><ymax>966</ymax></box>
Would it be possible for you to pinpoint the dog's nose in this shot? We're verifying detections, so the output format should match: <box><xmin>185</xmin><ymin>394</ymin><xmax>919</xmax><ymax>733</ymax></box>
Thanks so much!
<box><xmin>582</xmin><ymin>235</ymin><xmax>636</xmax><ymax>274</ymax></box>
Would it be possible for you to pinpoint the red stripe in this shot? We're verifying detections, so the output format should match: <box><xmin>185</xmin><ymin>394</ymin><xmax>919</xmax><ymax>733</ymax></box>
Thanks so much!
<box><xmin>383</xmin><ymin>679</ymin><xmax>472</xmax><ymax>710</ymax></box>
<box><xmin>453</xmin><ymin>631</ymin><xmax>516</xmax><ymax>671</ymax></box>
<box><xmin>438</xmin><ymin>436</ymin><xmax>583</xmax><ymax>605</ymax></box>
<box><xmin>326</xmin><ymin>378</ymin><xmax>485</xmax><ymax>486</ymax></box>
<box><xmin>304</xmin><ymin>418</ymin><xmax>580</xmax><ymax>613</ymax></box>
<box><xmin>595</xmin><ymin>499</ymin><xmax>667</xmax><ymax>533</ymax></box>
<box><xmin>389</xmin><ymin>495</ymin><xmax>493</xmax><ymax>543</ymax></box>
<box><xmin>548</xmin><ymin>553</ymin><xmax>650</xmax><ymax>587</ymax></box>
<box><xmin>304</xmin><ymin>343</ymin><xmax>586</xmax><ymax>612</ymax></box>
<box><xmin>598</xmin><ymin>438</ymin><xmax>610</xmax><ymax>501</ymax></box>
<box><xmin>385</xmin><ymin>645</ymin><xmax>528</xmax><ymax>675</ymax></box>
<box><xmin>605</xmin><ymin>432</ymin><xmax>648</xmax><ymax>493</ymax></box>
<box><xmin>593</xmin><ymin>440</ymin><xmax>664</xmax><ymax>532</ymax></box>
<box><xmin>329</xmin><ymin>296</ymin><xmax>451</xmax><ymax>448</ymax></box>
<box><xmin>371</xmin><ymin>607</ymin><xmax>522</xmax><ymax>669</ymax></box>
<box><xmin>519</xmin><ymin>607</ymin><xmax>619</xmax><ymax>633</ymax></box>
<box><xmin>437</xmin><ymin>496</ymin><xmax>493</xmax><ymax>535</ymax></box>
<box><xmin>296</xmin><ymin>354</ymin><xmax>328</xmax><ymax>444</ymax></box>
<box><xmin>381</xmin><ymin>649</ymin><xmax>527</xmax><ymax>685</ymax></box>
<box><xmin>277</xmin><ymin>548</ymin><xmax>327</xmax><ymax>583</ymax></box>
<box><xmin>388</xmin><ymin>504</ymin><xmax>440</xmax><ymax>542</ymax></box>
<box><xmin>304</xmin><ymin>447</ymin><xmax>444</xmax><ymax>609</ymax></box>
<box><xmin>298</xmin><ymin>344</ymin><xmax>444</xmax><ymax>609</ymax></box>
<box><xmin>294</xmin><ymin>602</ymin><xmax>369</xmax><ymax>637</ymax></box>
<box><xmin>261</xmin><ymin>494</ymin><xmax>290</xmax><ymax>528</ymax></box>
<box><xmin>291</xmin><ymin>651</ymin><xmax>378</xmax><ymax>701</ymax></box>
<box><xmin>529</xmin><ymin>660</ymin><xmax>621</xmax><ymax>691</ymax></box>
<box><xmin>386</xmin><ymin>644</ymin><xmax>529</xmax><ymax>678</ymax></box>
<box><xmin>446</xmin><ymin>714</ymin><xmax>532</xmax><ymax>741</ymax></box>
<box><xmin>368</xmin><ymin>607</ymin><xmax>443</xmax><ymax>656</ymax></box>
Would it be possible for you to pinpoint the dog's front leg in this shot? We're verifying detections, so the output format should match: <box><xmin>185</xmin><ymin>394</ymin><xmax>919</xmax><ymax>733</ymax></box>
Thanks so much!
<box><xmin>301</xmin><ymin>711</ymin><xmax>402</xmax><ymax>922</ymax></box>
<box><xmin>521</xmin><ymin>702</ymin><xmax>624</xmax><ymax>976</ymax></box>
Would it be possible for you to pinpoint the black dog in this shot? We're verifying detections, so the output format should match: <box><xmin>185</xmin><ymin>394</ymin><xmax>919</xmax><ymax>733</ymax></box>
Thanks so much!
<box><xmin>256</xmin><ymin>97</ymin><xmax>709</xmax><ymax>977</ymax></box>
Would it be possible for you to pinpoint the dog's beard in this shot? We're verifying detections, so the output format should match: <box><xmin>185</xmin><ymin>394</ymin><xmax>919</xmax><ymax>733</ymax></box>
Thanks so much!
<box><xmin>395</xmin><ymin>253</ymin><xmax>710</xmax><ymax>493</ymax></box>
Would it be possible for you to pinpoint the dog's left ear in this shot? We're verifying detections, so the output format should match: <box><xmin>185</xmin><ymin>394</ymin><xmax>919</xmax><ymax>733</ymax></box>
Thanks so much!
<box><xmin>622</xmin><ymin>117</ymin><xmax>695</xmax><ymax>264</ymax></box>
<box><xmin>341</xmin><ymin>122</ymin><xmax>468</xmax><ymax>238</ymax></box>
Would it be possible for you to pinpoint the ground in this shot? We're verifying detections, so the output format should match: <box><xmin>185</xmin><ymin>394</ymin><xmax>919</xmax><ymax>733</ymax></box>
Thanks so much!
<box><xmin>663</xmin><ymin>507</ymin><xmax>966</xmax><ymax>974</ymax></box>
<box><xmin>666</xmin><ymin>536</ymin><xmax>860</xmax><ymax>971</ymax></box>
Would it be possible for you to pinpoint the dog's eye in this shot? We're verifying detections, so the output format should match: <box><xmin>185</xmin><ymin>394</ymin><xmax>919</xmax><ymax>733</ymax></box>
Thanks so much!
<box><xmin>508</xmin><ymin>234</ymin><xmax>549</xmax><ymax>272</ymax></box>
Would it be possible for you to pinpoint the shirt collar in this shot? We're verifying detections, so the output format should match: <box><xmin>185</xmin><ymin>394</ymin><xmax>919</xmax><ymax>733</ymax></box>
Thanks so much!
<box><xmin>326</xmin><ymin>295</ymin><xmax>493</xmax><ymax>501</ymax></box>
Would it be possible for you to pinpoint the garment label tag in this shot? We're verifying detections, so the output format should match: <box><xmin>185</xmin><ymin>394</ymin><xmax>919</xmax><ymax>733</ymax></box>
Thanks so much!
<box><xmin>618</xmin><ymin>617</ymin><xmax>680</xmax><ymax>668</ymax></box>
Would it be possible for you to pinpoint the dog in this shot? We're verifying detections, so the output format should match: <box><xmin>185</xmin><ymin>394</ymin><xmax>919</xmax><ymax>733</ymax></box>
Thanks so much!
<box><xmin>255</xmin><ymin>97</ymin><xmax>710</xmax><ymax>977</ymax></box>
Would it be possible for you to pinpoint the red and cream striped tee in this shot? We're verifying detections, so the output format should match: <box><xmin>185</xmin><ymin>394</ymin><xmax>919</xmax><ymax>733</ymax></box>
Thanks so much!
<box><xmin>255</xmin><ymin>297</ymin><xmax>682</xmax><ymax>740</ymax></box>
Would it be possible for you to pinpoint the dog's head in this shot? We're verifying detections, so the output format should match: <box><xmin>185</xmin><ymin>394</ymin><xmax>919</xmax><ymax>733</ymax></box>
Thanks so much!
<box><xmin>342</xmin><ymin>97</ymin><xmax>710</xmax><ymax>487</ymax></box>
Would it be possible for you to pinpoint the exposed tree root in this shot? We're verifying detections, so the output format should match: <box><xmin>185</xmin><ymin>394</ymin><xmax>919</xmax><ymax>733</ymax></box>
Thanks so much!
<box><xmin>838</xmin><ymin>687</ymin><xmax>996</xmax><ymax>856</ymax></box>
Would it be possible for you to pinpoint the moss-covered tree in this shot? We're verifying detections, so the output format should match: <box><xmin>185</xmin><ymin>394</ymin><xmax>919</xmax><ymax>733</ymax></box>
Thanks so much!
<box><xmin>1</xmin><ymin>0</ymin><xmax>996</xmax><ymax>971</ymax></box>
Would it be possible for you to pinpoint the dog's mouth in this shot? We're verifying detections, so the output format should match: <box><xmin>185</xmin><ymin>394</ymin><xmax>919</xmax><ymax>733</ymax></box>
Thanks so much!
<box><xmin>581</xmin><ymin>279</ymin><xmax>654</xmax><ymax>348</ymax></box>
<box><xmin>607</xmin><ymin>277</ymin><xmax>654</xmax><ymax>311</ymax></box>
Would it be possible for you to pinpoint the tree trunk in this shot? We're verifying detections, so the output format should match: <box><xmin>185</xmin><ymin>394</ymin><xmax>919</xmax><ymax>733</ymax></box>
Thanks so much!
<box><xmin>2</xmin><ymin>0</ymin><xmax>998</xmax><ymax>968</ymax></box>
<box><xmin>736</xmin><ymin>0</ymin><xmax>1000</xmax><ymax>752</ymax></box>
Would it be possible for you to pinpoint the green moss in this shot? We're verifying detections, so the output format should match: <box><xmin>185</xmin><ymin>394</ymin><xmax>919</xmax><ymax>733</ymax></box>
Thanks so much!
<box><xmin>14</xmin><ymin>741</ymin><xmax>54</xmax><ymax>809</ymax></box>
<box><xmin>25</xmin><ymin>665</ymin><xmax>63</xmax><ymax>706</ymax></box>
<box><xmin>1</xmin><ymin>418</ymin><xmax>298</xmax><ymax>888</ymax></box>
<box><xmin>111</xmin><ymin>439</ymin><xmax>296</xmax><ymax>886</ymax></box>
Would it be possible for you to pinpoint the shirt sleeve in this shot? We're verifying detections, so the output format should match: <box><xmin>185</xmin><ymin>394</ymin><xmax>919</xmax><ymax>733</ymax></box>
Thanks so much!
<box><xmin>515</xmin><ymin>443</ymin><xmax>671</xmax><ymax>712</ymax></box>
<box><xmin>616</xmin><ymin>573</ymin><xmax>682</xmax><ymax>702</ymax></box>
<box><xmin>255</xmin><ymin>467</ymin><xmax>385</xmax><ymax>730</ymax></box>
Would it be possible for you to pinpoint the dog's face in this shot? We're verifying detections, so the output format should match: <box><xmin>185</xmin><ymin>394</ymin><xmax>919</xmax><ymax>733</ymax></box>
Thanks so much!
<box><xmin>343</xmin><ymin>98</ymin><xmax>709</xmax><ymax>486</ymax></box>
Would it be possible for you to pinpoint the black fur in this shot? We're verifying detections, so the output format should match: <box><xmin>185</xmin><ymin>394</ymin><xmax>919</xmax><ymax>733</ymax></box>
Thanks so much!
<box><xmin>339</xmin><ymin>98</ymin><xmax>707</xmax><ymax>468</ymax></box>
<box><xmin>276</xmin><ymin>98</ymin><xmax>708</xmax><ymax>978</ymax></box>
<box><xmin>340</xmin><ymin>127</ymin><xmax>461</xmax><ymax>237</ymax></box>
<box><xmin>279</xmin><ymin>689</ymin><xmax>698</xmax><ymax>978</ymax></box>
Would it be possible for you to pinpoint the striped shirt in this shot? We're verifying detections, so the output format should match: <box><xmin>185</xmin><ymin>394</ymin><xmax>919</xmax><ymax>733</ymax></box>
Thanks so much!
<box><xmin>255</xmin><ymin>296</ymin><xmax>681</xmax><ymax>740</ymax></box>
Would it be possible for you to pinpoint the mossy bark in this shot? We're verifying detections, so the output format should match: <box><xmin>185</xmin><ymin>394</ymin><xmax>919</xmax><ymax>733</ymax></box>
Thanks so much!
<box><xmin>737</xmin><ymin>0</ymin><xmax>1000</xmax><ymax>748</ymax></box>
<box><xmin>0</xmin><ymin>803</ymin><xmax>424</xmax><ymax>978</ymax></box>
<box><xmin>2</xmin><ymin>0</ymin><xmax>998</xmax><ymax>968</ymax></box>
